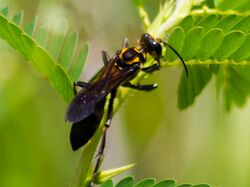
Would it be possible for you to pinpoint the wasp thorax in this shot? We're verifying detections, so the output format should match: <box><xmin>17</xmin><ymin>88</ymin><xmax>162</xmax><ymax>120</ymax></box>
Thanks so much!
<box><xmin>118</xmin><ymin>48</ymin><xmax>145</xmax><ymax>65</ymax></box>
<box><xmin>122</xmin><ymin>48</ymin><xmax>139</xmax><ymax>61</ymax></box>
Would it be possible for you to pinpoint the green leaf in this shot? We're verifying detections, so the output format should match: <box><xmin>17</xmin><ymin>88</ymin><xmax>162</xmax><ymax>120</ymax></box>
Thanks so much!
<box><xmin>134</xmin><ymin>178</ymin><xmax>156</xmax><ymax>187</ymax></box>
<box><xmin>153</xmin><ymin>179</ymin><xmax>175</xmax><ymax>187</ymax></box>
<box><xmin>165</xmin><ymin>27</ymin><xmax>185</xmax><ymax>62</ymax></box>
<box><xmin>0</xmin><ymin>6</ymin><xmax>8</xmax><ymax>16</ymax></box>
<box><xmin>192</xmin><ymin>184</ymin><xmax>210</xmax><ymax>187</ymax></box>
<box><xmin>0</xmin><ymin>16</ymin><xmax>16</xmax><ymax>48</ymax></box>
<box><xmin>112</xmin><ymin>178</ymin><xmax>210</xmax><ymax>187</ymax></box>
<box><xmin>205</xmin><ymin>0</ymin><xmax>215</xmax><ymax>8</ymax></box>
<box><xmin>215</xmin><ymin>15</ymin><xmax>240</xmax><ymax>33</ymax></box>
<box><xmin>69</xmin><ymin>43</ymin><xmax>89</xmax><ymax>80</ymax></box>
<box><xmin>236</xmin><ymin>1</ymin><xmax>250</xmax><ymax>12</ymax></box>
<box><xmin>9</xmin><ymin>22</ymin><xmax>29</xmax><ymax>55</ymax></box>
<box><xmin>217</xmin><ymin>0</ymin><xmax>250</xmax><ymax>12</ymax></box>
<box><xmin>181</xmin><ymin>26</ymin><xmax>204</xmax><ymax>60</ymax></box>
<box><xmin>213</xmin><ymin>31</ymin><xmax>246</xmax><ymax>61</ymax></box>
<box><xmin>176</xmin><ymin>184</ymin><xmax>192</xmax><ymax>187</ymax></box>
<box><xmin>216</xmin><ymin>1</ymin><xmax>238</xmax><ymax>10</ymax></box>
<box><xmin>24</xmin><ymin>16</ymin><xmax>37</xmax><ymax>36</ymax></box>
<box><xmin>179</xmin><ymin>15</ymin><xmax>194</xmax><ymax>33</ymax></box>
<box><xmin>231</xmin><ymin>15</ymin><xmax>250</xmax><ymax>33</ymax></box>
<box><xmin>0</xmin><ymin>12</ymin><xmax>73</xmax><ymax>102</ymax></box>
<box><xmin>51</xmin><ymin>64</ymin><xmax>74</xmax><ymax>103</ymax></box>
<box><xmin>171</xmin><ymin>13</ymin><xmax>250</xmax><ymax>110</ymax></box>
<box><xmin>223</xmin><ymin>66</ymin><xmax>250</xmax><ymax>111</ymax></box>
<box><xmin>100</xmin><ymin>180</ymin><xmax>114</xmax><ymax>187</ymax></box>
<box><xmin>195</xmin><ymin>14</ymin><xmax>219</xmax><ymax>31</ymax></box>
<box><xmin>178</xmin><ymin>65</ymin><xmax>217</xmax><ymax>109</ymax></box>
<box><xmin>196</xmin><ymin>28</ymin><xmax>224</xmax><ymax>60</ymax></box>
<box><xmin>35</xmin><ymin>24</ymin><xmax>48</xmax><ymax>46</ymax></box>
<box><xmin>229</xmin><ymin>33</ymin><xmax>250</xmax><ymax>61</ymax></box>
<box><xmin>115</xmin><ymin>177</ymin><xmax>134</xmax><ymax>187</ymax></box>
<box><xmin>59</xmin><ymin>31</ymin><xmax>78</xmax><ymax>69</ymax></box>
<box><xmin>12</xmin><ymin>11</ymin><xmax>23</xmax><ymax>25</ymax></box>
<box><xmin>47</xmin><ymin>19</ymin><xmax>67</xmax><ymax>60</ymax></box>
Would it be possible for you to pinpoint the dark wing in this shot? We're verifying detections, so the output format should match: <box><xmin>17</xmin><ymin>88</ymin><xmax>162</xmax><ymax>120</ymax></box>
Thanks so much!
<box><xmin>105</xmin><ymin>65</ymin><xmax>138</xmax><ymax>93</ymax></box>
<box><xmin>65</xmin><ymin>64</ymin><xmax>114</xmax><ymax>123</ymax></box>
<box><xmin>70</xmin><ymin>98</ymin><xmax>106</xmax><ymax>151</ymax></box>
<box><xmin>65</xmin><ymin>87</ymin><xmax>97</xmax><ymax>123</ymax></box>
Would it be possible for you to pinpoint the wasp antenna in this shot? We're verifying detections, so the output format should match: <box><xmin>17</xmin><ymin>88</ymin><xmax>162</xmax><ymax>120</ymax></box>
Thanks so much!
<box><xmin>162</xmin><ymin>41</ymin><xmax>188</xmax><ymax>77</ymax></box>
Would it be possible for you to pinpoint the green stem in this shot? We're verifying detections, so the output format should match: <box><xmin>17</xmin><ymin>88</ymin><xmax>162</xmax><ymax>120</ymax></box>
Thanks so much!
<box><xmin>162</xmin><ymin>60</ymin><xmax>250</xmax><ymax>67</ymax></box>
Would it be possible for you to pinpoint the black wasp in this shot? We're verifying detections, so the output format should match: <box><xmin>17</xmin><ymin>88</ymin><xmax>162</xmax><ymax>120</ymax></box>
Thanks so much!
<box><xmin>65</xmin><ymin>33</ymin><xmax>188</xmax><ymax>183</ymax></box>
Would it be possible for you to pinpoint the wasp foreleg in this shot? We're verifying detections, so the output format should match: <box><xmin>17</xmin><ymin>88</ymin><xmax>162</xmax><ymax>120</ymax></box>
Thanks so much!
<box><xmin>141</xmin><ymin>63</ymin><xmax>160</xmax><ymax>73</ymax></box>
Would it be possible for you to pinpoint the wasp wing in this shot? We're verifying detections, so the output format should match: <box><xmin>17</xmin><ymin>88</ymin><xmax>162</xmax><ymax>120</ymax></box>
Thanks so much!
<box><xmin>65</xmin><ymin>88</ymin><xmax>97</xmax><ymax>123</ymax></box>
<box><xmin>105</xmin><ymin>66</ymin><xmax>138</xmax><ymax>93</ymax></box>
<box><xmin>65</xmin><ymin>61</ymin><xmax>115</xmax><ymax>123</ymax></box>
<box><xmin>65</xmin><ymin>54</ymin><xmax>138</xmax><ymax>123</ymax></box>
<box><xmin>70</xmin><ymin>98</ymin><xmax>106</xmax><ymax>151</ymax></box>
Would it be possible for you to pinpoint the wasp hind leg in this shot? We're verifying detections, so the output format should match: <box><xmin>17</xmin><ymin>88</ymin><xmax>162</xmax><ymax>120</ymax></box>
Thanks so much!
<box><xmin>91</xmin><ymin>88</ymin><xmax>117</xmax><ymax>186</ymax></box>
<box><xmin>123</xmin><ymin>82</ymin><xmax>158</xmax><ymax>91</ymax></box>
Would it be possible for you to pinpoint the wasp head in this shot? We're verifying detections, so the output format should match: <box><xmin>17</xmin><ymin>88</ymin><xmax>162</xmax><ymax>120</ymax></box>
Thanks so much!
<box><xmin>139</xmin><ymin>33</ymin><xmax>162</xmax><ymax>63</ymax></box>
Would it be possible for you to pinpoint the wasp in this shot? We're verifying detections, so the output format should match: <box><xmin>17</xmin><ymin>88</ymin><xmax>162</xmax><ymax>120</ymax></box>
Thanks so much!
<box><xmin>65</xmin><ymin>33</ymin><xmax>188</xmax><ymax>184</ymax></box>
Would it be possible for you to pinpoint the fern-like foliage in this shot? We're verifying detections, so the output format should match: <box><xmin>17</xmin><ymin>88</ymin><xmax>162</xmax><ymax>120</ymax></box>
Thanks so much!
<box><xmin>0</xmin><ymin>6</ymin><xmax>89</xmax><ymax>103</ymax></box>
<box><xmin>162</xmin><ymin>11</ymin><xmax>250</xmax><ymax>110</ymax></box>
<box><xmin>1</xmin><ymin>0</ymin><xmax>250</xmax><ymax>187</ymax></box>
<box><xmin>131</xmin><ymin>0</ymin><xmax>250</xmax><ymax>111</ymax></box>
<box><xmin>99</xmin><ymin>177</ymin><xmax>210</xmax><ymax>187</ymax></box>
<box><xmin>216</xmin><ymin>0</ymin><xmax>250</xmax><ymax>12</ymax></box>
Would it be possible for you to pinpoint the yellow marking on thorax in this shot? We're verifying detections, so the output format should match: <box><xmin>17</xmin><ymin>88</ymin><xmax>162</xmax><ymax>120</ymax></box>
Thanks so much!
<box><xmin>127</xmin><ymin>56</ymin><xmax>139</xmax><ymax>65</ymax></box>
<box><xmin>118</xmin><ymin>48</ymin><xmax>128</xmax><ymax>59</ymax></box>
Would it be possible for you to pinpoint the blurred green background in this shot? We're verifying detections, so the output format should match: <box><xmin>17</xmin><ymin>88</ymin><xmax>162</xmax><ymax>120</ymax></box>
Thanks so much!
<box><xmin>0</xmin><ymin>0</ymin><xmax>250</xmax><ymax>187</ymax></box>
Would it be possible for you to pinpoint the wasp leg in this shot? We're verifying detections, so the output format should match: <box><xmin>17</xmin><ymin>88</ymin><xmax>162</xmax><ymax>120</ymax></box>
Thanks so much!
<box><xmin>122</xmin><ymin>37</ymin><xmax>129</xmax><ymax>48</ymax></box>
<box><xmin>123</xmin><ymin>82</ymin><xmax>158</xmax><ymax>91</ymax></box>
<box><xmin>101</xmin><ymin>50</ymin><xmax>110</xmax><ymax>66</ymax></box>
<box><xmin>141</xmin><ymin>63</ymin><xmax>160</xmax><ymax>73</ymax></box>
<box><xmin>92</xmin><ymin>88</ymin><xmax>117</xmax><ymax>185</ymax></box>
<box><xmin>73</xmin><ymin>81</ymin><xmax>90</xmax><ymax>95</ymax></box>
